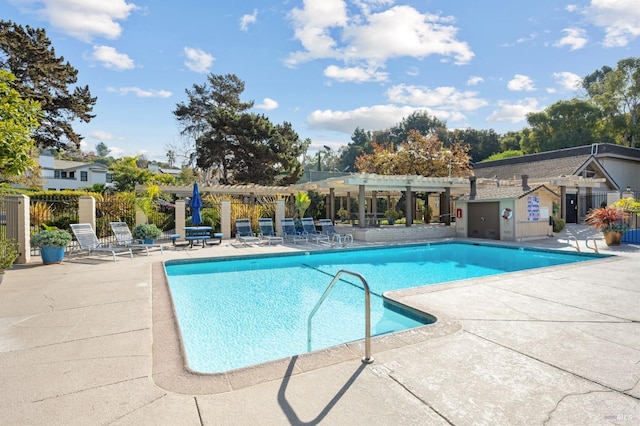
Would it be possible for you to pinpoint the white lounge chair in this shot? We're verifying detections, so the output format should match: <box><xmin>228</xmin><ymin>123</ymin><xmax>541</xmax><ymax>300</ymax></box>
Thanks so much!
<box><xmin>70</xmin><ymin>223</ymin><xmax>133</xmax><ymax>262</ymax></box>
<box><xmin>301</xmin><ymin>217</ymin><xmax>331</xmax><ymax>244</ymax></box>
<box><xmin>280</xmin><ymin>218</ymin><xmax>308</xmax><ymax>244</ymax></box>
<box><xmin>110</xmin><ymin>222</ymin><xmax>163</xmax><ymax>255</ymax></box>
<box><xmin>318</xmin><ymin>219</ymin><xmax>353</xmax><ymax>246</ymax></box>
<box><xmin>235</xmin><ymin>219</ymin><xmax>261</xmax><ymax>246</ymax></box>
<box><xmin>258</xmin><ymin>218</ymin><xmax>284</xmax><ymax>245</ymax></box>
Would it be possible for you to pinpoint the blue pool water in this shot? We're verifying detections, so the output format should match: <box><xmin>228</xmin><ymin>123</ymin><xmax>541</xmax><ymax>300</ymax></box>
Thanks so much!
<box><xmin>164</xmin><ymin>242</ymin><xmax>604</xmax><ymax>373</ymax></box>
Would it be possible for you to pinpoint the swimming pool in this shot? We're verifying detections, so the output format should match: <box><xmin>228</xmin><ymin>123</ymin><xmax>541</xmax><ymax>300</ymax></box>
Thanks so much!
<box><xmin>164</xmin><ymin>242</ymin><xmax>604</xmax><ymax>373</ymax></box>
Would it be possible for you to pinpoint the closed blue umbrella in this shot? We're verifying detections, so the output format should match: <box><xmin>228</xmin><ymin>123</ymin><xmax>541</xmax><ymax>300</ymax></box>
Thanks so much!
<box><xmin>190</xmin><ymin>182</ymin><xmax>202</xmax><ymax>226</ymax></box>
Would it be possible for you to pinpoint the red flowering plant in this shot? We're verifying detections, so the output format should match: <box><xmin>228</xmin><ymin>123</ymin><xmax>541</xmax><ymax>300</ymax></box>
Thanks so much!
<box><xmin>584</xmin><ymin>206</ymin><xmax>629</xmax><ymax>233</ymax></box>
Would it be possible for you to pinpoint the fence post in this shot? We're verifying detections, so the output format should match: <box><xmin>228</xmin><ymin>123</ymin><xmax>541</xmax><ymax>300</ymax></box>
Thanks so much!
<box><xmin>7</xmin><ymin>195</ymin><xmax>30</xmax><ymax>264</ymax></box>
<box><xmin>175</xmin><ymin>199</ymin><xmax>186</xmax><ymax>241</ymax></box>
<box><xmin>275</xmin><ymin>199</ymin><xmax>285</xmax><ymax>236</ymax></box>
<box><xmin>221</xmin><ymin>200</ymin><xmax>231</xmax><ymax>240</ymax></box>
<box><xmin>78</xmin><ymin>196</ymin><xmax>96</xmax><ymax>230</ymax></box>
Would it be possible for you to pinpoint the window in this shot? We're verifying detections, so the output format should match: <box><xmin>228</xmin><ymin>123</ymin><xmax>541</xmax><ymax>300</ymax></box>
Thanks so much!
<box><xmin>81</xmin><ymin>171</ymin><xmax>88</xmax><ymax>182</ymax></box>
<box><xmin>61</xmin><ymin>171</ymin><xmax>67</xmax><ymax>178</ymax></box>
<box><xmin>69</xmin><ymin>171</ymin><xmax>75</xmax><ymax>179</ymax></box>
<box><xmin>54</xmin><ymin>170</ymin><xmax>60</xmax><ymax>178</ymax></box>
<box><xmin>106</xmin><ymin>173</ymin><xmax>113</xmax><ymax>183</ymax></box>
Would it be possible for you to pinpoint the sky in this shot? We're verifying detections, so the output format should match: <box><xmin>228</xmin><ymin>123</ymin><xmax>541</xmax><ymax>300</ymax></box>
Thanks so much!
<box><xmin>2</xmin><ymin>0</ymin><xmax>640</xmax><ymax>164</ymax></box>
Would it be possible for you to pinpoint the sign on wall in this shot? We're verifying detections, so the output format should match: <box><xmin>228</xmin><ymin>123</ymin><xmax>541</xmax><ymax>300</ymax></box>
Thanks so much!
<box><xmin>527</xmin><ymin>196</ymin><xmax>540</xmax><ymax>221</ymax></box>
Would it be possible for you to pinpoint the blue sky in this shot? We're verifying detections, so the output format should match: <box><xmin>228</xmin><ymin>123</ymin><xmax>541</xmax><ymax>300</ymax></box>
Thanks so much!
<box><xmin>3</xmin><ymin>1</ymin><xmax>639</xmax><ymax>163</ymax></box>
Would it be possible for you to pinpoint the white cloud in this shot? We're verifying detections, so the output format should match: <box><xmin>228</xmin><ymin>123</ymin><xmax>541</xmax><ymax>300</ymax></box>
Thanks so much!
<box><xmin>323</xmin><ymin>65</ymin><xmax>388</xmax><ymax>82</ymax></box>
<box><xmin>184</xmin><ymin>47</ymin><xmax>214</xmax><ymax>73</ymax></box>
<box><xmin>386</xmin><ymin>84</ymin><xmax>488</xmax><ymax>112</ymax></box>
<box><xmin>554</xmin><ymin>28</ymin><xmax>588</xmax><ymax>50</ymax></box>
<box><xmin>487</xmin><ymin>98</ymin><xmax>542</xmax><ymax>123</ymax></box>
<box><xmin>308</xmin><ymin>104</ymin><xmax>419</xmax><ymax>134</ymax></box>
<box><xmin>553</xmin><ymin>71</ymin><xmax>582</xmax><ymax>90</ymax></box>
<box><xmin>240</xmin><ymin>9</ymin><xmax>258</xmax><ymax>31</ymax></box>
<box><xmin>255</xmin><ymin>98</ymin><xmax>278</xmax><ymax>110</ymax></box>
<box><xmin>586</xmin><ymin>0</ymin><xmax>640</xmax><ymax>47</ymax></box>
<box><xmin>508</xmin><ymin>74</ymin><xmax>536</xmax><ymax>92</ymax></box>
<box><xmin>566</xmin><ymin>5</ymin><xmax>579</xmax><ymax>12</ymax></box>
<box><xmin>91</xmin><ymin>45</ymin><xmax>135</xmax><ymax>70</ymax></box>
<box><xmin>90</xmin><ymin>130</ymin><xmax>115</xmax><ymax>140</ymax></box>
<box><xmin>107</xmin><ymin>86</ymin><xmax>172</xmax><ymax>98</ymax></box>
<box><xmin>10</xmin><ymin>0</ymin><xmax>138</xmax><ymax>42</ymax></box>
<box><xmin>286</xmin><ymin>3</ymin><xmax>473</xmax><ymax>69</ymax></box>
<box><xmin>467</xmin><ymin>76</ymin><xmax>484</xmax><ymax>86</ymax></box>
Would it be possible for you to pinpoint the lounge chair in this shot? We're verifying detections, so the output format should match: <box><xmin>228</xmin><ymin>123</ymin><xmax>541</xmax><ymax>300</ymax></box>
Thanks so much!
<box><xmin>110</xmin><ymin>222</ymin><xmax>163</xmax><ymax>255</ymax></box>
<box><xmin>301</xmin><ymin>217</ymin><xmax>331</xmax><ymax>244</ymax></box>
<box><xmin>235</xmin><ymin>218</ymin><xmax>261</xmax><ymax>246</ymax></box>
<box><xmin>318</xmin><ymin>219</ymin><xmax>353</xmax><ymax>246</ymax></box>
<box><xmin>280</xmin><ymin>218</ymin><xmax>308</xmax><ymax>244</ymax></box>
<box><xmin>70</xmin><ymin>223</ymin><xmax>133</xmax><ymax>262</ymax></box>
<box><xmin>258</xmin><ymin>218</ymin><xmax>284</xmax><ymax>245</ymax></box>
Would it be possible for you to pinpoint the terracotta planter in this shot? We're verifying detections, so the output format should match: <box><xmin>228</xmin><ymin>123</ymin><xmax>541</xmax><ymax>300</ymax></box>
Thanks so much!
<box><xmin>604</xmin><ymin>231</ymin><xmax>622</xmax><ymax>246</ymax></box>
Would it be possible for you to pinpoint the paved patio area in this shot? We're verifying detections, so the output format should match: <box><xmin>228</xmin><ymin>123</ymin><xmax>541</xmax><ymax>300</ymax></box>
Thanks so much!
<box><xmin>0</xmin><ymin>225</ymin><xmax>638</xmax><ymax>425</ymax></box>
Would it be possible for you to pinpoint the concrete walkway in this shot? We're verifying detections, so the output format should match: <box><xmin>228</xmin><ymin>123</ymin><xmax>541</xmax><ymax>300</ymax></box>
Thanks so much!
<box><xmin>0</xmin><ymin>226</ymin><xmax>638</xmax><ymax>425</ymax></box>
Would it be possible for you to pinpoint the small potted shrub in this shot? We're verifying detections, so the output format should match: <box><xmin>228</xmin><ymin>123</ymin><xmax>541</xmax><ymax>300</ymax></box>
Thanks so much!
<box><xmin>0</xmin><ymin>238</ymin><xmax>20</xmax><ymax>284</ymax></box>
<box><xmin>385</xmin><ymin>209</ymin><xmax>400</xmax><ymax>225</ymax></box>
<box><xmin>585</xmin><ymin>206</ymin><xmax>629</xmax><ymax>246</ymax></box>
<box><xmin>132</xmin><ymin>223</ymin><xmax>162</xmax><ymax>243</ymax></box>
<box><xmin>30</xmin><ymin>226</ymin><xmax>72</xmax><ymax>264</ymax></box>
<box><xmin>337</xmin><ymin>208</ymin><xmax>349</xmax><ymax>222</ymax></box>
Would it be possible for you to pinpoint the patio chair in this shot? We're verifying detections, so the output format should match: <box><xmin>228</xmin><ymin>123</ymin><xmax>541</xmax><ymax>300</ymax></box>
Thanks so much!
<box><xmin>70</xmin><ymin>223</ymin><xmax>133</xmax><ymax>262</ymax></box>
<box><xmin>318</xmin><ymin>219</ymin><xmax>353</xmax><ymax>246</ymax></box>
<box><xmin>110</xmin><ymin>222</ymin><xmax>163</xmax><ymax>255</ymax></box>
<box><xmin>235</xmin><ymin>218</ymin><xmax>261</xmax><ymax>246</ymax></box>
<box><xmin>258</xmin><ymin>218</ymin><xmax>284</xmax><ymax>245</ymax></box>
<box><xmin>301</xmin><ymin>217</ymin><xmax>331</xmax><ymax>245</ymax></box>
<box><xmin>280</xmin><ymin>218</ymin><xmax>308</xmax><ymax>244</ymax></box>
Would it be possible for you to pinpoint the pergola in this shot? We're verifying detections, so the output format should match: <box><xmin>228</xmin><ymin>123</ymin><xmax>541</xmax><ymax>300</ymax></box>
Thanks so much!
<box><xmin>299</xmin><ymin>173</ymin><xmax>470</xmax><ymax>227</ymax></box>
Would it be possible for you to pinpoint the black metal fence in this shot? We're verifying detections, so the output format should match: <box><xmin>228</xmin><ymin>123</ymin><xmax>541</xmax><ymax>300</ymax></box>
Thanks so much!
<box><xmin>29</xmin><ymin>195</ymin><xmax>80</xmax><ymax>253</ymax></box>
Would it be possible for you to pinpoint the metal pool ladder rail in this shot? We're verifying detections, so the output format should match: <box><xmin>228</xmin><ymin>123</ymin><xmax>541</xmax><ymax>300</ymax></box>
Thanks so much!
<box><xmin>307</xmin><ymin>270</ymin><xmax>374</xmax><ymax>364</ymax></box>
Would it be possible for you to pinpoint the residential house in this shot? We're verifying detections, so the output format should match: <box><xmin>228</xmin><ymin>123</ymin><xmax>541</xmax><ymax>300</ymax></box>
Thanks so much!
<box><xmin>38</xmin><ymin>150</ymin><xmax>113</xmax><ymax>191</ymax></box>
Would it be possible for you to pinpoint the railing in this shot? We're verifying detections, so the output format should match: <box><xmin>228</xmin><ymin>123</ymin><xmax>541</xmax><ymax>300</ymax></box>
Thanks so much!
<box><xmin>307</xmin><ymin>270</ymin><xmax>374</xmax><ymax>364</ymax></box>
<box><xmin>585</xmin><ymin>236</ymin><xmax>599</xmax><ymax>253</ymax></box>
<box><xmin>567</xmin><ymin>236</ymin><xmax>580</xmax><ymax>252</ymax></box>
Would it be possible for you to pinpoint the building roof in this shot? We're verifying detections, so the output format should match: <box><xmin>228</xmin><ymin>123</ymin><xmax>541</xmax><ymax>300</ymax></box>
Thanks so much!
<box><xmin>473</xmin><ymin>155</ymin><xmax>592</xmax><ymax>180</ymax></box>
<box><xmin>457</xmin><ymin>184</ymin><xmax>558</xmax><ymax>202</ymax></box>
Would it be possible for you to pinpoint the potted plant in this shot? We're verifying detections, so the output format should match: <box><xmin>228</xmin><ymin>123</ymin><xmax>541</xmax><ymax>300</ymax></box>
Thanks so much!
<box><xmin>585</xmin><ymin>206</ymin><xmax>629</xmax><ymax>246</ymax></box>
<box><xmin>132</xmin><ymin>223</ymin><xmax>162</xmax><ymax>244</ymax></box>
<box><xmin>423</xmin><ymin>204</ymin><xmax>433</xmax><ymax>223</ymax></box>
<box><xmin>337</xmin><ymin>208</ymin><xmax>349</xmax><ymax>222</ymax></box>
<box><xmin>30</xmin><ymin>226</ymin><xmax>72</xmax><ymax>264</ymax></box>
<box><xmin>0</xmin><ymin>238</ymin><xmax>19</xmax><ymax>284</ymax></box>
<box><xmin>384</xmin><ymin>209</ymin><xmax>400</xmax><ymax>225</ymax></box>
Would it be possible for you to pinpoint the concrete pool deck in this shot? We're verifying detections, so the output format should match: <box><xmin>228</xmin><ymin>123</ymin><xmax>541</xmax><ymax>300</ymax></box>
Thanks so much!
<box><xmin>0</xmin><ymin>225</ymin><xmax>638</xmax><ymax>425</ymax></box>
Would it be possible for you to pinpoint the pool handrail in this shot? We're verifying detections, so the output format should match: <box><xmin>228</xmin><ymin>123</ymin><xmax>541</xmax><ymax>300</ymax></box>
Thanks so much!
<box><xmin>307</xmin><ymin>269</ymin><xmax>374</xmax><ymax>365</ymax></box>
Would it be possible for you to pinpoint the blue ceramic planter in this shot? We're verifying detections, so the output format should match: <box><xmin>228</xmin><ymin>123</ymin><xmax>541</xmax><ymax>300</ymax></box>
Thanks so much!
<box><xmin>40</xmin><ymin>246</ymin><xmax>65</xmax><ymax>264</ymax></box>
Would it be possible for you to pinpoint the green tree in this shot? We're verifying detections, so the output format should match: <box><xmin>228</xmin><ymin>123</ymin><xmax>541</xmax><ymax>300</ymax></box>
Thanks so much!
<box><xmin>339</xmin><ymin>127</ymin><xmax>372</xmax><ymax>172</ymax></box>
<box><xmin>451</xmin><ymin>128</ymin><xmax>501</xmax><ymax>163</ymax></box>
<box><xmin>95</xmin><ymin>142</ymin><xmax>110</xmax><ymax>158</ymax></box>
<box><xmin>109</xmin><ymin>156</ymin><xmax>153</xmax><ymax>192</ymax></box>
<box><xmin>583</xmin><ymin>57</ymin><xmax>640</xmax><ymax>147</ymax></box>
<box><xmin>0</xmin><ymin>70</ymin><xmax>42</xmax><ymax>180</ymax></box>
<box><xmin>526</xmin><ymin>99</ymin><xmax>604</xmax><ymax>152</ymax></box>
<box><xmin>0</xmin><ymin>21</ymin><xmax>96</xmax><ymax>150</ymax></box>
<box><xmin>174</xmin><ymin>73</ymin><xmax>307</xmax><ymax>185</ymax></box>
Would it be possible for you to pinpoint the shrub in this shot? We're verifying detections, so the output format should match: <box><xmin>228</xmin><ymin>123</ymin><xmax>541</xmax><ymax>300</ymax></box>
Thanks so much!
<box><xmin>0</xmin><ymin>238</ymin><xmax>19</xmax><ymax>272</ymax></box>
<box><xmin>30</xmin><ymin>228</ymin><xmax>72</xmax><ymax>248</ymax></box>
<box><xmin>132</xmin><ymin>223</ymin><xmax>162</xmax><ymax>241</ymax></box>
<box><xmin>553</xmin><ymin>217</ymin><xmax>565</xmax><ymax>233</ymax></box>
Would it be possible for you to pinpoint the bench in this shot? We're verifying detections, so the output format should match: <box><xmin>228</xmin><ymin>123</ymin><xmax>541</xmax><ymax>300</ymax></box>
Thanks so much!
<box><xmin>171</xmin><ymin>229</ymin><xmax>224</xmax><ymax>248</ymax></box>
